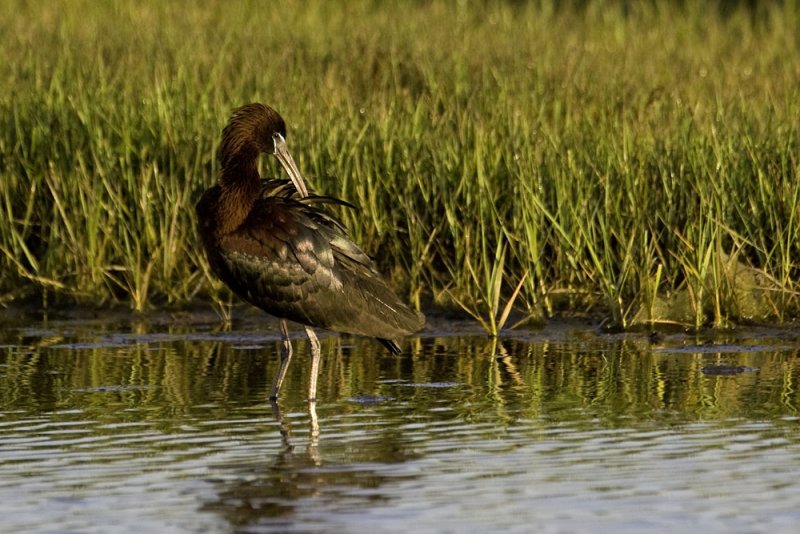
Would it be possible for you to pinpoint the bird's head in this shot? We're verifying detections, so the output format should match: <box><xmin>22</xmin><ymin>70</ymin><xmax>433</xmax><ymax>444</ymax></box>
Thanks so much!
<box><xmin>220</xmin><ymin>103</ymin><xmax>309</xmax><ymax>197</ymax></box>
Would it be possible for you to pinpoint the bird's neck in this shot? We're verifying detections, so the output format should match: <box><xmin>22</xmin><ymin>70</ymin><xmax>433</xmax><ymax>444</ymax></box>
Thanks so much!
<box><xmin>213</xmin><ymin>152</ymin><xmax>261</xmax><ymax>235</ymax></box>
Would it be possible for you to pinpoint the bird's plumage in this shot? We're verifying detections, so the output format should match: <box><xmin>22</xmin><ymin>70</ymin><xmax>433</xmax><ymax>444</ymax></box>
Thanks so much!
<box><xmin>198</xmin><ymin>179</ymin><xmax>424</xmax><ymax>345</ymax></box>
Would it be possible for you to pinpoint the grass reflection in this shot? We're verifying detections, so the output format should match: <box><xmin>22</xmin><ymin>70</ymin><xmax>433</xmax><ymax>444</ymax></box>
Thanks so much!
<box><xmin>1</xmin><ymin>321</ymin><xmax>800</xmax><ymax>426</ymax></box>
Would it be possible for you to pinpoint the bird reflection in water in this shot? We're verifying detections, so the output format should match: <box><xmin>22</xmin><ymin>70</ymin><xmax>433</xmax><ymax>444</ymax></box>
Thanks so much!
<box><xmin>270</xmin><ymin>400</ymin><xmax>320</xmax><ymax>466</ymax></box>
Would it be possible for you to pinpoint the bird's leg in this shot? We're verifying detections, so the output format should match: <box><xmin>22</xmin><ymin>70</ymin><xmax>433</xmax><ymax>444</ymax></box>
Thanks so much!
<box><xmin>269</xmin><ymin>319</ymin><xmax>294</xmax><ymax>400</ymax></box>
<box><xmin>304</xmin><ymin>326</ymin><xmax>321</xmax><ymax>402</ymax></box>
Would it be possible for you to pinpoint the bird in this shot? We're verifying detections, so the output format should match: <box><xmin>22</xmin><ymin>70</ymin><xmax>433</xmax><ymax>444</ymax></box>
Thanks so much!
<box><xmin>196</xmin><ymin>103</ymin><xmax>425</xmax><ymax>402</ymax></box>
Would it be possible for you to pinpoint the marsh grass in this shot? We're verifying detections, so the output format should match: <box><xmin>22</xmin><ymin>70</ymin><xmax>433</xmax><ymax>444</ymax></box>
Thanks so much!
<box><xmin>1</xmin><ymin>1</ymin><xmax>800</xmax><ymax>328</ymax></box>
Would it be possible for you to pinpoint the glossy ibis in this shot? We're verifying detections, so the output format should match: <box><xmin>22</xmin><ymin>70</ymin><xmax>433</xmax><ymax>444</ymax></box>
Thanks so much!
<box><xmin>196</xmin><ymin>103</ymin><xmax>425</xmax><ymax>401</ymax></box>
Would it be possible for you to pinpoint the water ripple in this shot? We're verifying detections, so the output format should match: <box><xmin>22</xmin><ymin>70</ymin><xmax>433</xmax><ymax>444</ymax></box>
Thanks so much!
<box><xmin>2</xmin><ymin>321</ymin><xmax>800</xmax><ymax>532</ymax></box>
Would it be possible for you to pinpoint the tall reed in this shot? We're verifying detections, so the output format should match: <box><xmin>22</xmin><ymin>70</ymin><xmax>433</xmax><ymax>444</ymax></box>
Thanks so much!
<box><xmin>1</xmin><ymin>1</ymin><xmax>799</xmax><ymax>328</ymax></box>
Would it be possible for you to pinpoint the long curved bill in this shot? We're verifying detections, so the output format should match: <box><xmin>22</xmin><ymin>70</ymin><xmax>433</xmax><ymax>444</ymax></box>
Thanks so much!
<box><xmin>273</xmin><ymin>134</ymin><xmax>309</xmax><ymax>198</ymax></box>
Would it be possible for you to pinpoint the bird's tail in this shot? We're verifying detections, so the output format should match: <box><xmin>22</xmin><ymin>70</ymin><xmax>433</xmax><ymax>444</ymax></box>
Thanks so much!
<box><xmin>378</xmin><ymin>338</ymin><xmax>402</xmax><ymax>355</ymax></box>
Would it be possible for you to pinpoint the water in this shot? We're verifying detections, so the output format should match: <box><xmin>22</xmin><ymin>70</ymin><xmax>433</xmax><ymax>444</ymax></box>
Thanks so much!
<box><xmin>2</xmin><ymin>311</ymin><xmax>800</xmax><ymax>533</ymax></box>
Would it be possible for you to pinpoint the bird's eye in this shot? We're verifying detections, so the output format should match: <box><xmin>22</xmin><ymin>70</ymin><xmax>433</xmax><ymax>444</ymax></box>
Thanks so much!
<box><xmin>272</xmin><ymin>132</ymin><xmax>285</xmax><ymax>150</ymax></box>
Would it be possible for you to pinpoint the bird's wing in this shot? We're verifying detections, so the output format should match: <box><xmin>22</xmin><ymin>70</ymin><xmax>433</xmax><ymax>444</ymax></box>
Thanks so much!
<box><xmin>215</xmin><ymin>192</ymin><xmax>423</xmax><ymax>339</ymax></box>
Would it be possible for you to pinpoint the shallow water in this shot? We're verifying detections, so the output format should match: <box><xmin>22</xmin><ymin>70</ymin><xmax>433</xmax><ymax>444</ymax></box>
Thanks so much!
<box><xmin>2</xmin><ymin>312</ymin><xmax>800</xmax><ymax>533</ymax></box>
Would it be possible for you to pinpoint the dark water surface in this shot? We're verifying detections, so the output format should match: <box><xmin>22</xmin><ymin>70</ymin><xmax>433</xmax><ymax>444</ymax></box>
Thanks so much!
<box><xmin>2</xmin><ymin>311</ymin><xmax>800</xmax><ymax>533</ymax></box>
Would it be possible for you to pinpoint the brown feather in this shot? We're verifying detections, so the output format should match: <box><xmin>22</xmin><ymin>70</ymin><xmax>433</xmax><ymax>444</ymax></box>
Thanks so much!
<box><xmin>196</xmin><ymin>103</ymin><xmax>424</xmax><ymax>354</ymax></box>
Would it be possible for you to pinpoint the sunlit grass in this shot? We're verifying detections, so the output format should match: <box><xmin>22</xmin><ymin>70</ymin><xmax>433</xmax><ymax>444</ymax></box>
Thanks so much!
<box><xmin>1</xmin><ymin>0</ymin><xmax>799</xmax><ymax>328</ymax></box>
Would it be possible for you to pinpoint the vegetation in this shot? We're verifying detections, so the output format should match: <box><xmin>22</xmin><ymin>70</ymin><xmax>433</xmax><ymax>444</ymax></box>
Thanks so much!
<box><xmin>1</xmin><ymin>0</ymin><xmax>800</xmax><ymax>329</ymax></box>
